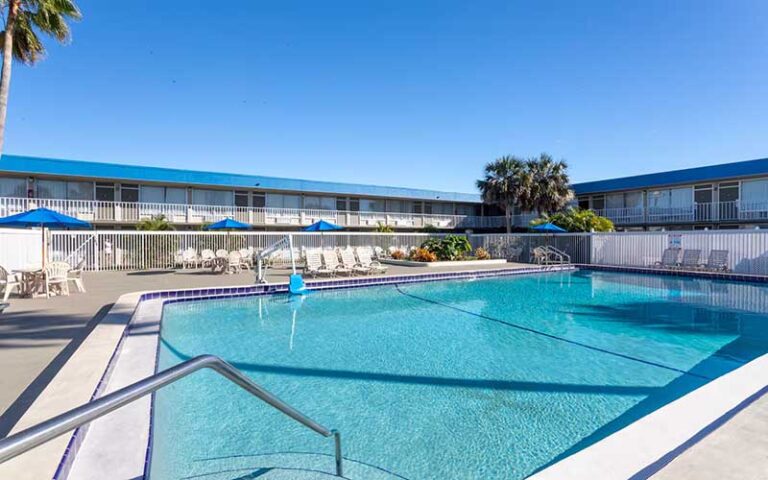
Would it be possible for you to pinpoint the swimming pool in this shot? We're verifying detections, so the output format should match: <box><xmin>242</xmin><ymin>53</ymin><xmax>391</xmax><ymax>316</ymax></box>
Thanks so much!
<box><xmin>149</xmin><ymin>270</ymin><xmax>768</xmax><ymax>479</ymax></box>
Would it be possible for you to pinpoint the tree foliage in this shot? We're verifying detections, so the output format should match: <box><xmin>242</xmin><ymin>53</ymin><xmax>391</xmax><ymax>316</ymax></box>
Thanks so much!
<box><xmin>531</xmin><ymin>208</ymin><xmax>614</xmax><ymax>232</ymax></box>
<box><xmin>476</xmin><ymin>155</ymin><xmax>526</xmax><ymax>233</ymax></box>
<box><xmin>0</xmin><ymin>0</ymin><xmax>81</xmax><ymax>65</ymax></box>
<box><xmin>137</xmin><ymin>215</ymin><xmax>175</xmax><ymax>231</ymax></box>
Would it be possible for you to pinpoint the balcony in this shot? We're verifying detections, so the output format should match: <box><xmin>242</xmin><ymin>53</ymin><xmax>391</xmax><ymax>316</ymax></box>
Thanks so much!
<box><xmin>594</xmin><ymin>201</ymin><xmax>768</xmax><ymax>225</ymax></box>
<box><xmin>0</xmin><ymin>196</ymin><xmax>507</xmax><ymax>230</ymax></box>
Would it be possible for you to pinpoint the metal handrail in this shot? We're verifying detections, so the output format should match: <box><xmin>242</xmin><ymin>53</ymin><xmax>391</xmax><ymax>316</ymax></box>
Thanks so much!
<box><xmin>0</xmin><ymin>355</ymin><xmax>343</xmax><ymax>477</ymax></box>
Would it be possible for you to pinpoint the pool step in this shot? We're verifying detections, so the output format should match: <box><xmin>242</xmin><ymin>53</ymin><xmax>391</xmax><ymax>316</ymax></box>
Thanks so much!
<box><xmin>182</xmin><ymin>452</ymin><xmax>405</xmax><ymax>480</ymax></box>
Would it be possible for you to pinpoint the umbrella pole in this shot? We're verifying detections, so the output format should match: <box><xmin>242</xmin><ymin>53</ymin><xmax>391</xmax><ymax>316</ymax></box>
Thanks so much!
<box><xmin>41</xmin><ymin>226</ymin><xmax>46</xmax><ymax>269</ymax></box>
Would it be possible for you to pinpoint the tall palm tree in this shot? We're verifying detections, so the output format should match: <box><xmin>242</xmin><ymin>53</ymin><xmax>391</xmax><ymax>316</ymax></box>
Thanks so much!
<box><xmin>0</xmin><ymin>0</ymin><xmax>81</xmax><ymax>152</ymax></box>
<box><xmin>476</xmin><ymin>155</ymin><xmax>526</xmax><ymax>233</ymax></box>
<box><xmin>519</xmin><ymin>153</ymin><xmax>574</xmax><ymax>216</ymax></box>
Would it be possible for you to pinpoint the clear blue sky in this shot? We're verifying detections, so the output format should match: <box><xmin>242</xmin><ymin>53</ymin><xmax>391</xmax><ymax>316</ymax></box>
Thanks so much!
<box><xmin>5</xmin><ymin>0</ymin><xmax>768</xmax><ymax>193</ymax></box>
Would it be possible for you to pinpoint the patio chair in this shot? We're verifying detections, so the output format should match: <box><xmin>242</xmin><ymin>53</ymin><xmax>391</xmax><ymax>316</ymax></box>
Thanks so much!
<box><xmin>304</xmin><ymin>250</ymin><xmax>334</xmax><ymax>277</ymax></box>
<box><xmin>200</xmin><ymin>249</ymin><xmax>216</xmax><ymax>268</ymax></box>
<box><xmin>676</xmin><ymin>249</ymin><xmax>701</xmax><ymax>270</ymax></box>
<box><xmin>1</xmin><ymin>265</ymin><xmax>21</xmax><ymax>301</ymax></box>
<box><xmin>215</xmin><ymin>249</ymin><xmax>228</xmax><ymax>258</ymax></box>
<box><xmin>44</xmin><ymin>262</ymin><xmax>71</xmax><ymax>297</ymax></box>
<box><xmin>700</xmin><ymin>250</ymin><xmax>729</xmax><ymax>272</ymax></box>
<box><xmin>373</xmin><ymin>246</ymin><xmax>386</xmax><ymax>259</ymax></box>
<box><xmin>652</xmin><ymin>248</ymin><xmax>681</xmax><ymax>269</ymax></box>
<box><xmin>182</xmin><ymin>248</ymin><xmax>199</xmax><ymax>269</ymax></box>
<box><xmin>238</xmin><ymin>248</ymin><xmax>253</xmax><ymax>270</ymax></box>
<box><xmin>226</xmin><ymin>251</ymin><xmax>242</xmax><ymax>274</ymax></box>
<box><xmin>67</xmin><ymin>258</ymin><xmax>87</xmax><ymax>293</ymax></box>
<box><xmin>356</xmin><ymin>248</ymin><xmax>388</xmax><ymax>274</ymax></box>
<box><xmin>340</xmin><ymin>248</ymin><xmax>370</xmax><ymax>275</ymax></box>
<box><xmin>530</xmin><ymin>246</ymin><xmax>548</xmax><ymax>264</ymax></box>
<box><xmin>322</xmin><ymin>249</ymin><xmax>352</xmax><ymax>276</ymax></box>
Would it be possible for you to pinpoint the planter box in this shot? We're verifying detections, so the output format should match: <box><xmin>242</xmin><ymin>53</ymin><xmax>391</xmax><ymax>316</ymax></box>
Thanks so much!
<box><xmin>381</xmin><ymin>259</ymin><xmax>508</xmax><ymax>268</ymax></box>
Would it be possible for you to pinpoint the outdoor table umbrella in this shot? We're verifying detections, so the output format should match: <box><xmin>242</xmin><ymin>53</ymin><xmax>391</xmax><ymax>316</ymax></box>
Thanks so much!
<box><xmin>303</xmin><ymin>220</ymin><xmax>343</xmax><ymax>249</ymax></box>
<box><xmin>204</xmin><ymin>218</ymin><xmax>250</xmax><ymax>230</ymax></box>
<box><xmin>530</xmin><ymin>222</ymin><xmax>566</xmax><ymax>233</ymax></box>
<box><xmin>0</xmin><ymin>207</ymin><xmax>92</xmax><ymax>268</ymax></box>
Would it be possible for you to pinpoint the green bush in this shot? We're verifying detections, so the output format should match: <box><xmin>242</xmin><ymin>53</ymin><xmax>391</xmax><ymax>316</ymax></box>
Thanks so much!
<box><xmin>530</xmin><ymin>208</ymin><xmax>614</xmax><ymax>232</ymax></box>
<box><xmin>421</xmin><ymin>235</ymin><xmax>472</xmax><ymax>261</ymax></box>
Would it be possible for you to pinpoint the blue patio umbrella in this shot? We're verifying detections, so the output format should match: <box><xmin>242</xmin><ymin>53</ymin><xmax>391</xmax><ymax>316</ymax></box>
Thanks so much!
<box><xmin>204</xmin><ymin>218</ymin><xmax>250</xmax><ymax>230</ymax></box>
<box><xmin>530</xmin><ymin>222</ymin><xmax>567</xmax><ymax>233</ymax></box>
<box><xmin>303</xmin><ymin>220</ymin><xmax>343</xmax><ymax>231</ymax></box>
<box><xmin>0</xmin><ymin>207</ymin><xmax>92</xmax><ymax>267</ymax></box>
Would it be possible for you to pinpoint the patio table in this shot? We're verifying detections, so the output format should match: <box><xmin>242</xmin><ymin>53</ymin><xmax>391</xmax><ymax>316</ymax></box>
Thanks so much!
<box><xmin>12</xmin><ymin>267</ymin><xmax>43</xmax><ymax>298</ymax></box>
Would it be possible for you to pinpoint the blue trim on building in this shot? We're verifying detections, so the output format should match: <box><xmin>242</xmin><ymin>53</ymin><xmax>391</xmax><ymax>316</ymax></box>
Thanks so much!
<box><xmin>574</xmin><ymin>157</ymin><xmax>768</xmax><ymax>195</ymax></box>
<box><xmin>0</xmin><ymin>154</ymin><xmax>481</xmax><ymax>203</ymax></box>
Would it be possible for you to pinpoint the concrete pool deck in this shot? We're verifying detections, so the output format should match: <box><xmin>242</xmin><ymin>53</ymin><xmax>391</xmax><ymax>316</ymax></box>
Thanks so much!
<box><xmin>1</xmin><ymin>264</ymin><xmax>767</xmax><ymax>479</ymax></box>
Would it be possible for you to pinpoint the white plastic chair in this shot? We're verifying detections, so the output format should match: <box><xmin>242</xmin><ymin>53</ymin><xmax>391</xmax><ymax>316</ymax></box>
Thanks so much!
<box><xmin>0</xmin><ymin>265</ymin><xmax>21</xmax><ymax>301</ymax></box>
<box><xmin>340</xmin><ymin>248</ymin><xmax>370</xmax><ymax>275</ymax></box>
<box><xmin>227</xmin><ymin>251</ymin><xmax>242</xmax><ymax>274</ymax></box>
<box><xmin>322</xmin><ymin>250</ymin><xmax>352</xmax><ymax>276</ymax></box>
<box><xmin>44</xmin><ymin>262</ymin><xmax>71</xmax><ymax>297</ymax></box>
<box><xmin>67</xmin><ymin>258</ymin><xmax>87</xmax><ymax>293</ymax></box>
<box><xmin>356</xmin><ymin>248</ymin><xmax>388</xmax><ymax>274</ymax></box>
<box><xmin>200</xmin><ymin>249</ymin><xmax>216</xmax><ymax>268</ymax></box>
<box><xmin>304</xmin><ymin>250</ymin><xmax>334</xmax><ymax>277</ymax></box>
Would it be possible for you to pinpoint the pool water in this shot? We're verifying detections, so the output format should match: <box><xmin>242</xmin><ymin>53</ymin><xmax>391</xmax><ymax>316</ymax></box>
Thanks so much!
<box><xmin>150</xmin><ymin>270</ymin><xmax>768</xmax><ymax>479</ymax></box>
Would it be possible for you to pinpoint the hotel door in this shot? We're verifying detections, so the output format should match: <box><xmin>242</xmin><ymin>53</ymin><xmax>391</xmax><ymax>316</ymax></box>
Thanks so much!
<box><xmin>694</xmin><ymin>185</ymin><xmax>713</xmax><ymax>222</ymax></box>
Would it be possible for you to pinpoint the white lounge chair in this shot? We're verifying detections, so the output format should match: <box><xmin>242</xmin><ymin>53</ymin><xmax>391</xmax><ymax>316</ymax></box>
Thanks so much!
<box><xmin>67</xmin><ymin>258</ymin><xmax>87</xmax><ymax>293</ymax></box>
<box><xmin>700</xmin><ymin>250</ymin><xmax>729</xmax><ymax>272</ymax></box>
<box><xmin>200</xmin><ymin>249</ymin><xmax>216</xmax><ymax>268</ymax></box>
<box><xmin>304</xmin><ymin>250</ymin><xmax>334</xmax><ymax>277</ymax></box>
<box><xmin>356</xmin><ymin>248</ymin><xmax>388</xmax><ymax>274</ymax></box>
<box><xmin>653</xmin><ymin>248</ymin><xmax>681</xmax><ymax>269</ymax></box>
<box><xmin>44</xmin><ymin>262</ymin><xmax>71</xmax><ymax>297</ymax></box>
<box><xmin>340</xmin><ymin>248</ymin><xmax>370</xmax><ymax>275</ymax></box>
<box><xmin>322</xmin><ymin>250</ymin><xmax>352</xmax><ymax>276</ymax></box>
<box><xmin>226</xmin><ymin>251</ymin><xmax>242</xmax><ymax>274</ymax></box>
<box><xmin>0</xmin><ymin>302</ymin><xmax>8</xmax><ymax>314</ymax></box>
<box><xmin>182</xmin><ymin>248</ymin><xmax>199</xmax><ymax>269</ymax></box>
<box><xmin>238</xmin><ymin>248</ymin><xmax>253</xmax><ymax>270</ymax></box>
<box><xmin>1</xmin><ymin>265</ymin><xmax>21</xmax><ymax>301</ymax></box>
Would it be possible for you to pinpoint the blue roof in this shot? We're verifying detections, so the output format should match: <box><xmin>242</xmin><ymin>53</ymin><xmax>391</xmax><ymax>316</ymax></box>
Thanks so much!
<box><xmin>573</xmin><ymin>158</ymin><xmax>768</xmax><ymax>195</ymax></box>
<box><xmin>0</xmin><ymin>154</ymin><xmax>481</xmax><ymax>203</ymax></box>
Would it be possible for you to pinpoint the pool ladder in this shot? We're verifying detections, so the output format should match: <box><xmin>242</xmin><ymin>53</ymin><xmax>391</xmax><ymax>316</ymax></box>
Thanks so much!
<box><xmin>0</xmin><ymin>355</ymin><xmax>344</xmax><ymax>477</ymax></box>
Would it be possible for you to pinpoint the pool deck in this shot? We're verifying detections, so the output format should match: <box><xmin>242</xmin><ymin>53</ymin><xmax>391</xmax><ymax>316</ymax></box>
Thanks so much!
<box><xmin>1</xmin><ymin>263</ymin><xmax>767</xmax><ymax>479</ymax></box>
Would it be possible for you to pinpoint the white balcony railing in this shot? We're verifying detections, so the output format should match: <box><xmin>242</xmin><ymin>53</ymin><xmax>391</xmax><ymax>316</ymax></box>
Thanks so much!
<box><xmin>593</xmin><ymin>201</ymin><xmax>768</xmax><ymax>225</ymax></box>
<box><xmin>0</xmin><ymin>196</ymin><xmax>507</xmax><ymax>230</ymax></box>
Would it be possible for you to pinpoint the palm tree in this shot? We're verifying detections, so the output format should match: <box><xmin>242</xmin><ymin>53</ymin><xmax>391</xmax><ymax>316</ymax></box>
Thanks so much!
<box><xmin>0</xmin><ymin>0</ymin><xmax>81</xmax><ymax>152</ymax></box>
<box><xmin>137</xmin><ymin>215</ymin><xmax>174</xmax><ymax>231</ymax></box>
<box><xmin>519</xmin><ymin>153</ymin><xmax>574</xmax><ymax>216</ymax></box>
<box><xmin>476</xmin><ymin>155</ymin><xmax>526</xmax><ymax>233</ymax></box>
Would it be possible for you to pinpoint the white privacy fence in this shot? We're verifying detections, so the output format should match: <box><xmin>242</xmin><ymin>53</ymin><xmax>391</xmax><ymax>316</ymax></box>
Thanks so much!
<box><xmin>0</xmin><ymin>228</ymin><xmax>42</xmax><ymax>270</ymax></box>
<box><xmin>0</xmin><ymin>229</ymin><xmax>764</xmax><ymax>275</ymax></box>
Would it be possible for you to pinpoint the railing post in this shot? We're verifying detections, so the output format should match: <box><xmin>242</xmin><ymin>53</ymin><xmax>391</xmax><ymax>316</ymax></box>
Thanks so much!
<box><xmin>92</xmin><ymin>232</ymin><xmax>100</xmax><ymax>272</ymax></box>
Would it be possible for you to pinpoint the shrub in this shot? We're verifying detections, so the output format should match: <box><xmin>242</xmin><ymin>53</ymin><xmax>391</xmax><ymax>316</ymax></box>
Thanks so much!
<box><xmin>475</xmin><ymin>247</ymin><xmax>491</xmax><ymax>260</ymax></box>
<box><xmin>421</xmin><ymin>235</ymin><xmax>472</xmax><ymax>261</ymax></box>
<box><xmin>410</xmin><ymin>248</ymin><xmax>437</xmax><ymax>262</ymax></box>
<box><xmin>391</xmin><ymin>250</ymin><xmax>406</xmax><ymax>260</ymax></box>
<box><xmin>375</xmin><ymin>222</ymin><xmax>394</xmax><ymax>233</ymax></box>
<box><xmin>530</xmin><ymin>207</ymin><xmax>614</xmax><ymax>232</ymax></box>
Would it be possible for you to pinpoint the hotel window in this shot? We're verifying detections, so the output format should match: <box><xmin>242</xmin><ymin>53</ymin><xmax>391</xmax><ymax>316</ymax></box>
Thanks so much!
<box><xmin>606</xmin><ymin>194</ymin><xmax>624</xmax><ymax>209</ymax></box>
<box><xmin>591</xmin><ymin>195</ymin><xmax>605</xmax><ymax>211</ymax></box>
<box><xmin>252</xmin><ymin>193</ymin><xmax>265</xmax><ymax>208</ymax></box>
<box><xmin>424</xmin><ymin>202</ymin><xmax>433</xmax><ymax>214</ymax></box>
<box><xmin>192</xmin><ymin>189</ymin><xmax>233</xmax><ymax>206</ymax></box>
<box><xmin>349</xmin><ymin>198</ymin><xmax>360</xmax><ymax>212</ymax></box>
<box><xmin>0</xmin><ymin>177</ymin><xmax>26</xmax><ymax>197</ymax></box>
<box><xmin>741</xmin><ymin>180</ymin><xmax>768</xmax><ymax>208</ymax></box>
<box><xmin>577</xmin><ymin>197</ymin><xmax>590</xmax><ymax>210</ymax></box>
<box><xmin>121</xmin><ymin>184</ymin><xmax>139</xmax><ymax>203</ymax></box>
<box><xmin>360</xmin><ymin>198</ymin><xmax>384</xmax><ymax>212</ymax></box>
<box><xmin>95</xmin><ymin>183</ymin><xmax>115</xmax><ymax>202</ymax></box>
<box><xmin>719</xmin><ymin>182</ymin><xmax>739</xmax><ymax>203</ymax></box>
<box><xmin>266</xmin><ymin>193</ymin><xmax>301</xmax><ymax>209</ymax></box>
<box><xmin>37</xmin><ymin>180</ymin><xmax>67</xmax><ymax>199</ymax></box>
<box><xmin>413</xmin><ymin>202</ymin><xmax>423</xmax><ymax>214</ymax></box>
<box><xmin>456</xmin><ymin>204</ymin><xmax>474</xmax><ymax>216</ymax></box>
<box><xmin>694</xmin><ymin>185</ymin><xmax>713</xmax><ymax>204</ymax></box>
<box><xmin>141</xmin><ymin>186</ymin><xmax>187</xmax><ymax>204</ymax></box>
<box><xmin>304</xmin><ymin>195</ymin><xmax>335</xmax><ymax>210</ymax></box>
<box><xmin>234</xmin><ymin>191</ymin><xmax>249</xmax><ymax>207</ymax></box>
<box><xmin>624</xmin><ymin>192</ymin><xmax>643</xmax><ymax>209</ymax></box>
<box><xmin>336</xmin><ymin>197</ymin><xmax>347</xmax><ymax>211</ymax></box>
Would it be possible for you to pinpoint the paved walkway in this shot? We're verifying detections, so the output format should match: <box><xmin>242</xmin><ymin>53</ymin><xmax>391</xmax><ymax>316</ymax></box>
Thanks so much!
<box><xmin>651</xmin><ymin>392</ymin><xmax>768</xmax><ymax>480</ymax></box>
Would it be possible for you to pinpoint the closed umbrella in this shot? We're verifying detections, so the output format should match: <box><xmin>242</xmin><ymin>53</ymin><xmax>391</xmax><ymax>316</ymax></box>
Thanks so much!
<box><xmin>0</xmin><ymin>207</ymin><xmax>92</xmax><ymax>267</ymax></box>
